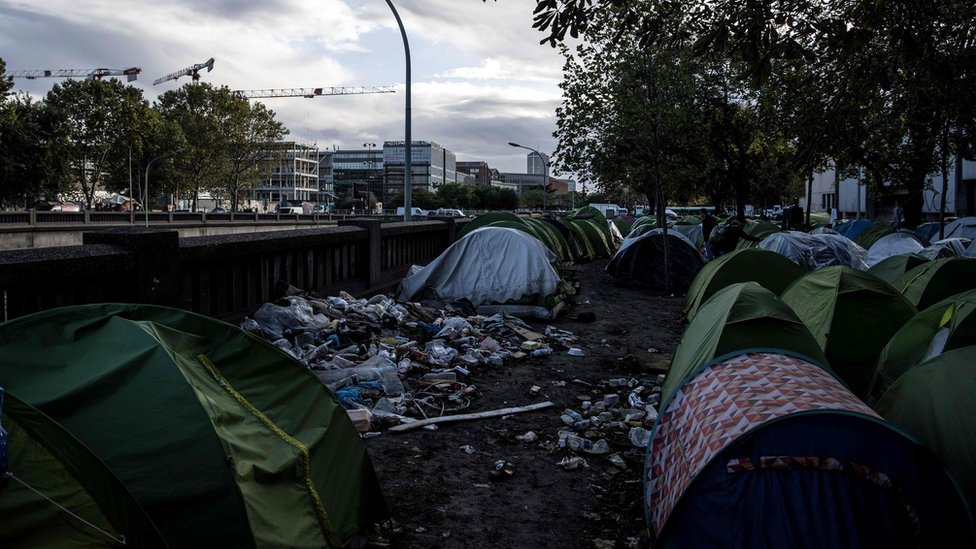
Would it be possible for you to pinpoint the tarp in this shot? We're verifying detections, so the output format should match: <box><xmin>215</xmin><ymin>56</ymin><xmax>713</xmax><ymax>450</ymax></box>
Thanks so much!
<box><xmin>665</xmin><ymin>282</ymin><xmax>828</xmax><ymax>404</ymax></box>
<box><xmin>399</xmin><ymin>227</ymin><xmax>562</xmax><ymax>308</ymax></box>
<box><xmin>867</xmin><ymin>253</ymin><xmax>930</xmax><ymax>285</ymax></box>
<box><xmin>868</xmin><ymin>288</ymin><xmax>976</xmax><ymax>405</ymax></box>
<box><xmin>606</xmin><ymin>229</ymin><xmax>704</xmax><ymax>293</ymax></box>
<box><xmin>865</xmin><ymin>231</ymin><xmax>926</xmax><ymax>267</ymax></box>
<box><xmin>944</xmin><ymin>216</ymin><xmax>976</xmax><ymax>240</ymax></box>
<box><xmin>683</xmin><ymin>248</ymin><xmax>805</xmax><ymax>322</ymax></box>
<box><xmin>892</xmin><ymin>257</ymin><xmax>976</xmax><ymax>310</ymax></box>
<box><xmin>875</xmin><ymin>345</ymin><xmax>976</xmax><ymax>511</ymax></box>
<box><xmin>758</xmin><ymin>231</ymin><xmax>869</xmax><ymax>271</ymax></box>
<box><xmin>781</xmin><ymin>266</ymin><xmax>917</xmax><ymax>397</ymax></box>
<box><xmin>920</xmin><ymin>238</ymin><xmax>971</xmax><ymax>260</ymax></box>
<box><xmin>647</xmin><ymin>350</ymin><xmax>973</xmax><ymax>548</ymax></box>
<box><xmin>0</xmin><ymin>303</ymin><xmax>386</xmax><ymax>548</ymax></box>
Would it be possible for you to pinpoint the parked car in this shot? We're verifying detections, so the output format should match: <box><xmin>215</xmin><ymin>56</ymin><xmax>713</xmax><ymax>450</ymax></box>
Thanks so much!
<box><xmin>434</xmin><ymin>208</ymin><xmax>466</xmax><ymax>218</ymax></box>
<box><xmin>50</xmin><ymin>202</ymin><xmax>81</xmax><ymax>212</ymax></box>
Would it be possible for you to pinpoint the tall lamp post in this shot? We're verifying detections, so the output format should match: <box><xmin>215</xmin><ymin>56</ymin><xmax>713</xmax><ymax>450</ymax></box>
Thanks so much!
<box><xmin>508</xmin><ymin>142</ymin><xmax>548</xmax><ymax>212</ymax></box>
<box><xmin>144</xmin><ymin>149</ymin><xmax>183</xmax><ymax>227</ymax></box>
<box><xmin>363</xmin><ymin>142</ymin><xmax>376</xmax><ymax>213</ymax></box>
<box><xmin>384</xmin><ymin>0</ymin><xmax>412</xmax><ymax>221</ymax></box>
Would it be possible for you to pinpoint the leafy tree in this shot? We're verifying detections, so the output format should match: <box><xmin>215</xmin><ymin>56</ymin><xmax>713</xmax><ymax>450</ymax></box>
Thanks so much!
<box><xmin>521</xmin><ymin>189</ymin><xmax>546</xmax><ymax>209</ymax></box>
<box><xmin>44</xmin><ymin>78</ymin><xmax>154</xmax><ymax>209</ymax></box>
<box><xmin>0</xmin><ymin>94</ymin><xmax>72</xmax><ymax>207</ymax></box>
<box><xmin>386</xmin><ymin>187</ymin><xmax>438</xmax><ymax>210</ymax></box>
<box><xmin>0</xmin><ymin>58</ymin><xmax>12</xmax><ymax>103</ymax></box>
<box><xmin>435</xmin><ymin>183</ymin><xmax>475</xmax><ymax>209</ymax></box>
<box><xmin>223</xmin><ymin>102</ymin><xmax>287</xmax><ymax>211</ymax></box>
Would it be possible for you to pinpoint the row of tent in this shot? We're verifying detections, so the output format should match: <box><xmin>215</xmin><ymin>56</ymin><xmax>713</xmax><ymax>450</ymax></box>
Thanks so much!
<box><xmin>643</xmin><ymin>250</ymin><xmax>976</xmax><ymax>547</ymax></box>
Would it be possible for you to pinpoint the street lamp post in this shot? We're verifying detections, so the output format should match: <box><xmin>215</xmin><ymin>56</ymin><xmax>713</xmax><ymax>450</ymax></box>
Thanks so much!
<box><xmin>363</xmin><ymin>142</ymin><xmax>376</xmax><ymax>213</ymax></box>
<box><xmin>144</xmin><ymin>149</ymin><xmax>183</xmax><ymax>227</ymax></box>
<box><xmin>508</xmin><ymin>142</ymin><xmax>548</xmax><ymax>212</ymax></box>
<box><xmin>384</xmin><ymin>0</ymin><xmax>412</xmax><ymax>221</ymax></box>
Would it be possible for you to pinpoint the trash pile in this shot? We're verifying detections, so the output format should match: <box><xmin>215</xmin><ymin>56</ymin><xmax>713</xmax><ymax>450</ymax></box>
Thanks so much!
<box><xmin>241</xmin><ymin>289</ymin><xmax>580</xmax><ymax>432</ymax></box>
<box><xmin>535</xmin><ymin>374</ymin><xmax>665</xmax><ymax>471</ymax></box>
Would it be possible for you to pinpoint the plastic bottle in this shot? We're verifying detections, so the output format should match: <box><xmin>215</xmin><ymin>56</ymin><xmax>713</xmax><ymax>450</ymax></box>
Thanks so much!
<box><xmin>530</xmin><ymin>348</ymin><xmax>552</xmax><ymax>357</ymax></box>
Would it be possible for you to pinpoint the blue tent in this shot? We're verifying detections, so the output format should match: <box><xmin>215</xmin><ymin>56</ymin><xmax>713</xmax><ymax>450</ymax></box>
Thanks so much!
<box><xmin>835</xmin><ymin>219</ymin><xmax>874</xmax><ymax>240</ymax></box>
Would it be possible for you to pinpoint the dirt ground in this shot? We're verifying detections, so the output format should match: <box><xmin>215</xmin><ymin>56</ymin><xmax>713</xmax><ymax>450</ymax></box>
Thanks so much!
<box><xmin>365</xmin><ymin>258</ymin><xmax>686</xmax><ymax>548</ymax></box>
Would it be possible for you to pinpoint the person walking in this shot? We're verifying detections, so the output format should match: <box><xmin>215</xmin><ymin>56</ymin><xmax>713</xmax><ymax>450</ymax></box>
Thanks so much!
<box><xmin>700</xmin><ymin>208</ymin><xmax>719</xmax><ymax>259</ymax></box>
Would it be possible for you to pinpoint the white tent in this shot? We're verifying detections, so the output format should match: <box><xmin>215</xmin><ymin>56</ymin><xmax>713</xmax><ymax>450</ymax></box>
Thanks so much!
<box><xmin>398</xmin><ymin>227</ymin><xmax>562</xmax><ymax>310</ymax></box>
<box><xmin>866</xmin><ymin>231</ymin><xmax>926</xmax><ymax>267</ymax></box>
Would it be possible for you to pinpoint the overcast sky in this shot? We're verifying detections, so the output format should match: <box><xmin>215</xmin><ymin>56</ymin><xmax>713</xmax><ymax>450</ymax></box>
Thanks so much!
<box><xmin>0</xmin><ymin>0</ymin><xmax>567</xmax><ymax>174</ymax></box>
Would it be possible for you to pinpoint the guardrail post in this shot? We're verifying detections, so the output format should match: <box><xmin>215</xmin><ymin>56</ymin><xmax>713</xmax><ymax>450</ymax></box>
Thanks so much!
<box><xmin>82</xmin><ymin>227</ymin><xmax>180</xmax><ymax>307</ymax></box>
<box><xmin>338</xmin><ymin>218</ymin><xmax>382</xmax><ymax>288</ymax></box>
<box><xmin>429</xmin><ymin>216</ymin><xmax>457</xmax><ymax>243</ymax></box>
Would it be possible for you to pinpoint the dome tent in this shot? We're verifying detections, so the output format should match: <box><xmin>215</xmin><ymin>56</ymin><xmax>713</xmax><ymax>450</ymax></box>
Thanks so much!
<box><xmin>892</xmin><ymin>257</ymin><xmax>976</xmax><ymax>310</ymax></box>
<box><xmin>646</xmin><ymin>350</ymin><xmax>974</xmax><ymax>549</ymax></box>
<box><xmin>781</xmin><ymin>267</ymin><xmax>917</xmax><ymax>397</ymax></box>
<box><xmin>398</xmin><ymin>227</ymin><xmax>566</xmax><ymax>318</ymax></box>
<box><xmin>875</xmin><ymin>346</ymin><xmax>976</xmax><ymax>511</ymax></box>
<box><xmin>683</xmin><ymin>248</ymin><xmax>805</xmax><ymax>322</ymax></box>
<box><xmin>865</xmin><ymin>231</ymin><xmax>926</xmax><ymax>268</ymax></box>
<box><xmin>457</xmin><ymin>212</ymin><xmax>575</xmax><ymax>262</ymax></box>
<box><xmin>664</xmin><ymin>282</ymin><xmax>828</xmax><ymax>404</ymax></box>
<box><xmin>758</xmin><ymin>231</ymin><xmax>869</xmax><ymax>271</ymax></box>
<box><xmin>866</xmin><ymin>253</ymin><xmax>929</xmax><ymax>285</ymax></box>
<box><xmin>0</xmin><ymin>304</ymin><xmax>386</xmax><ymax>548</ymax></box>
<box><xmin>606</xmin><ymin>228</ymin><xmax>704</xmax><ymax>293</ymax></box>
<box><xmin>867</xmin><ymin>288</ymin><xmax>976</xmax><ymax>405</ymax></box>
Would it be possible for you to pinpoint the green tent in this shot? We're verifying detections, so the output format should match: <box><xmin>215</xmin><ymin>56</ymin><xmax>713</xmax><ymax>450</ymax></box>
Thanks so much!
<box><xmin>781</xmin><ymin>267</ymin><xmax>917</xmax><ymax>397</ymax></box>
<box><xmin>612</xmin><ymin>216</ymin><xmax>634</xmax><ymax>235</ymax></box>
<box><xmin>464</xmin><ymin>217</ymin><xmax>575</xmax><ymax>262</ymax></box>
<box><xmin>684</xmin><ymin>248</ymin><xmax>806</xmax><ymax>321</ymax></box>
<box><xmin>892</xmin><ymin>257</ymin><xmax>976</xmax><ymax>310</ymax></box>
<box><xmin>852</xmin><ymin>222</ymin><xmax>894</xmax><ymax>249</ymax></box>
<box><xmin>0</xmin><ymin>304</ymin><xmax>386</xmax><ymax>548</ymax></box>
<box><xmin>875</xmin><ymin>345</ymin><xmax>976</xmax><ymax>510</ymax></box>
<box><xmin>553</xmin><ymin>218</ymin><xmax>593</xmax><ymax>260</ymax></box>
<box><xmin>867</xmin><ymin>288</ymin><xmax>976</xmax><ymax>405</ymax></box>
<box><xmin>456</xmin><ymin>211</ymin><xmax>526</xmax><ymax>238</ymax></box>
<box><xmin>734</xmin><ymin>219</ymin><xmax>780</xmax><ymax>250</ymax></box>
<box><xmin>566</xmin><ymin>206</ymin><xmax>610</xmax><ymax>230</ymax></box>
<box><xmin>665</xmin><ymin>282</ymin><xmax>828</xmax><ymax>404</ymax></box>
<box><xmin>867</xmin><ymin>253</ymin><xmax>930</xmax><ymax>285</ymax></box>
<box><xmin>569</xmin><ymin>218</ymin><xmax>614</xmax><ymax>257</ymax></box>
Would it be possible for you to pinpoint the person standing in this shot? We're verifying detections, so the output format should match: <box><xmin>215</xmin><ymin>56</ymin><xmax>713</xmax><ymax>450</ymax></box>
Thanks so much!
<box><xmin>700</xmin><ymin>208</ymin><xmax>719</xmax><ymax>259</ymax></box>
<box><xmin>892</xmin><ymin>202</ymin><xmax>903</xmax><ymax>230</ymax></box>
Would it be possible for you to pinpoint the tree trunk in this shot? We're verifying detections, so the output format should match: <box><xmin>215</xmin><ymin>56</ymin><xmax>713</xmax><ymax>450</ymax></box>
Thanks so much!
<box><xmin>805</xmin><ymin>168</ymin><xmax>814</xmax><ymax>227</ymax></box>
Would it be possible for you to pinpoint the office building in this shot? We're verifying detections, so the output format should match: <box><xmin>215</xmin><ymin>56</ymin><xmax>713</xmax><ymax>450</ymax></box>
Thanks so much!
<box><xmin>251</xmin><ymin>141</ymin><xmax>319</xmax><ymax>208</ymax></box>
<box><xmin>382</xmin><ymin>141</ymin><xmax>461</xmax><ymax>201</ymax></box>
<box><xmin>332</xmin><ymin>147</ymin><xmax>385</xmax><ymax>206</ymax></box>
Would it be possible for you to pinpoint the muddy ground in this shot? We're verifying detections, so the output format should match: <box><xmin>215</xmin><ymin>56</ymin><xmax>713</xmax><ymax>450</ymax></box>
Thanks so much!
<box><xmin>365</xmin><ymin>258</ymin><xmax>686</xmax><ymax>548</ymax></box>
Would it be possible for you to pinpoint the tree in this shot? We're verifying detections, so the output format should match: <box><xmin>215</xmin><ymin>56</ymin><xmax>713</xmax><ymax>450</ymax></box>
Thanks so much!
<box><xmin>44</xmin><ymin>78</ymin><xmax>154</xmax><ymax>209</ymax></box>
<box><xmin>473</xmin><ymin>186</ymin><xmax>519</xmax><ymax>211</ymax></box>
<box><xmin>0</xmin><ymin>58</ymin><xmax>12</xmax><ymax>102</ymax></box>
<box><xmin>521</xmin><ymin>189</ymin><xmax>546</xmax><ymax>209</ymax></box>
<box><xmin>223</xmin><ymin>101</ymin><xmax>287</xmax><ymax>211</ymax></box>
<box><xmin>435</xmin><ymin>183</ymin><xmax>475</xmax><ymax>209</ymax></box>
<box><xmin>0</xmin><ymin>94</ymin><xmax>72</xmax><ymax>207</ymax></box>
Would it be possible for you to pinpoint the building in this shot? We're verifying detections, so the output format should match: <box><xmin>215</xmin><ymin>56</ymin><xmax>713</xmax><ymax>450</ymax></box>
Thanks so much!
<box><xmin>382</xmin><ymin>141</ymin><xmax>462</xmax><ymax>201</ymax></box>
<box><xmin>331</xmin><ymin>147</ymin><xmax>384</xmax><ymax>207</ymax></box>
<box><xmin>804</xmin><ymin>158</ymin><xmax>976</xmax><ymax>220</ymax></box>
<box><xmin>251</xmin><ymin>141</ymin><xmax>319</xmax><ymax>210</ymax></box>
<box><xmin>316</xmin><ymin>150</ymin><xmax>335</xmax><ymax>205</ymax></box>
<box><xmin>527</xmin><ymin>151</ymin><xmax>550</xmax><ymax>176</ymax></box>
<box><xmin>457</xmin><ymin>161</ymin><xmax>492</xmax><ymax>187</ymax></box>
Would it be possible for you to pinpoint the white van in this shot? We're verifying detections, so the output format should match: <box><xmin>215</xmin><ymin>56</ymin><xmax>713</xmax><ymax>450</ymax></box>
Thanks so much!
<box><xmin>396</xmin><ymin>207</ymin><xmax>428</xmax><ymax>218</ymax></box>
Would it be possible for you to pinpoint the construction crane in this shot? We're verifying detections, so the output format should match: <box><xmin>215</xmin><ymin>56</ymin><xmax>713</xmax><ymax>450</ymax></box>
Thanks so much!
<box><xmin>231</xmin><ymin>86</ymin><xmax>396</xmax><ymax>100</ymax></box>
<box><xmin>9</xmin><ymin>67</ymin><xmax>142</xmax><ymax>82</ymax></box>
<box><xmin>153</xmin><ymin>57</ymin><xmax>215</xmax><ymax>86</ymax></box>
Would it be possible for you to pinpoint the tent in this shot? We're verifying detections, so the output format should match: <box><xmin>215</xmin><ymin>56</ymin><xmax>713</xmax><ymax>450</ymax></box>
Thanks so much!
<box><xmin>758</xmin><ymin>231</ymin><xmax>869</xmax><ymax>271</ymax></box>
<box><xmin>646</xmin><ymin>350</ymin><xmax>974</xmax><ymax>549</ymax></box>
<box><xmin>733</xmin><ymin>219</ymin><xmax>781</xmax><ymax>250</ymax></box>
<box><xmin>781</xmin><ymin>266</ymin><xmax>917</xmax><ymax>396</ymax></box>
<box><xmin>943</xmin><ymin>216</ymin><xmax>976</xmax><ymax>240</ymax></box>
<box><xmin>874</xmin><ymin>345</ymin><xmax>976</xmax><ymax>511</ymax></box>
<box><xmin>606</xmin><ymin>228</ymin><xmax>704</xmax><ymax>293</ymax></box>
<box><xmin>670</xmin><ymin>223</ymin><xmax>704</xmax><ymax>249</ymax></box>
<box><xmin>920</xmin><ymin>237</ymin><xmax>971</xmax><ymax>260</ymax></box>
<box><xmin>834</xmin><ymin>218</ymin><xmax>874</xmax><ymax>240</ymax></box>
<box><xmin>0</xmin><ymin>303</ymin><xmax>386</xmax><ymax>548</ymax></box>
<box><xmin>665</xmin><ymin>282</ymin><xmax>828</xmax><ymax>403</ymax></box>
<box><xmin>458</xmin><ymin>213</ymin><xmax>575</xmax><ymax>262</ymax></box>
<box><xmin>852</xmin><ymin>223</ymin><xmax>894</xmax><ymax>249</ymax></box>
<box><xmin>892</xmin><ymin>257</ymin><xmax>976</xmax><ymax>310</ymax></box>
<box><xmin>916</xmin><ymin>222</ymin><xmax>942</xmax><ymax>242</ymax></box>
<box><xmin>867</xmin><ymin>288</ymin><xmax>976</xmax><ymax>404</ymax></box>
<box><xmin>865</xmin><ymin>231</ymin><xmax>926</xmax><ymax>268</ymax></box>
<box><xmin>866</xmin><ymin>253</ymin><xmax>930</xmax><ymax>285</ymax></box>
<box><xmin>398</xmin><ymin>227</ymin><xmax>565</xmax><ymax>318</ymax></box>
<box><xmin>683</xmin><ymin>248</ymin><xmax>805</xmax><ymax>322</ymax></box>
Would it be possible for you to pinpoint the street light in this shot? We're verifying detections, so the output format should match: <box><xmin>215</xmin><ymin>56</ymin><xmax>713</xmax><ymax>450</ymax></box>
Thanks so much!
<box><xmin>144</xmin><ymin>149</ymin><xmax>183</xmax><ymax>227</ymax></box>
<box><xmin>363</xmin><ymin>142</ymin><xmax>376</xmax><ymax>212</ymax></box>
<box><xmin>384</xmin><ymin>0</ymin><xmax>412</xmax><ymax>221</ymax></box>
<box><xmin>508</xmin><ymin>142</ymin><xmax>548</xmax><ymax>212</ymax></box>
